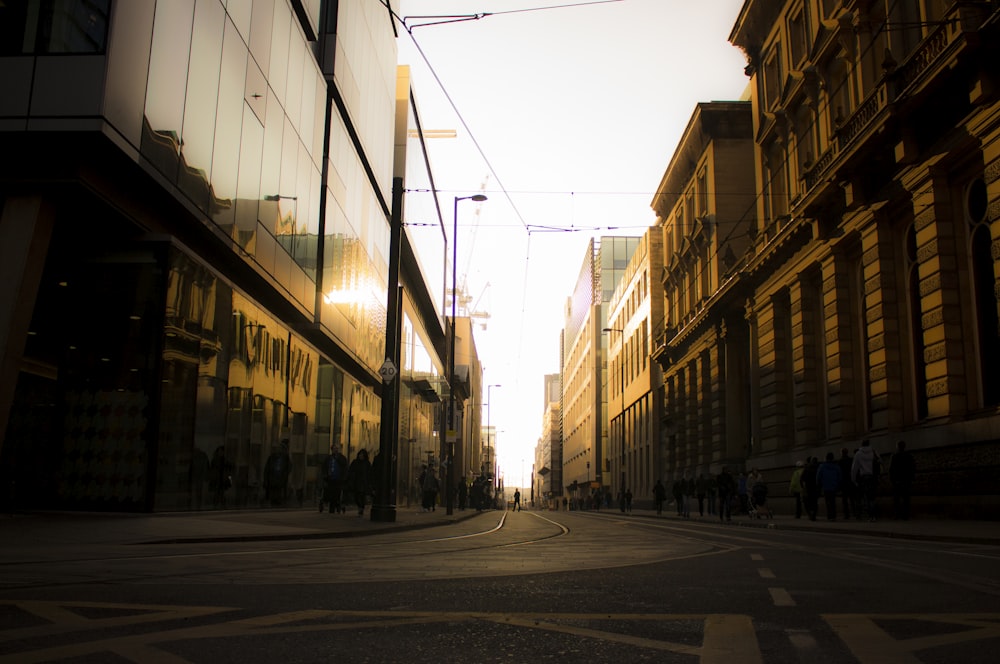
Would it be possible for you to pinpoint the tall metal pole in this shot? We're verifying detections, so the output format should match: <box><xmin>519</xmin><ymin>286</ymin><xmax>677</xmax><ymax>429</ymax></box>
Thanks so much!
<box><xmin>448</xmin><ymin>194</ymin><xmax>487</xmax><ymax>516</ymax></box>
<box><xmin>372</xmin><ymin>177</ymin><xmax>405</xmax><ymax>522</ymax></box>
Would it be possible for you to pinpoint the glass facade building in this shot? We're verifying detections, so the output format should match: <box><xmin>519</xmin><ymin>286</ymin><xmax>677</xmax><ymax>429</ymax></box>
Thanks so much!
<box><xmin>0</xmin><ymin>0</ymin><xmax>403</xmax><ymax>512</ymax></box>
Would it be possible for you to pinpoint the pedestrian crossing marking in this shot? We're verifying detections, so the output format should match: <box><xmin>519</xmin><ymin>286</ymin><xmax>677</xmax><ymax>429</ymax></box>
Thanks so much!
<box><xmin>824</xmin><ymin>613</ymin><xmax>1000</xmax><ymax>664</ymax></box>
<box><xmin>2</xmin><ymin>600</ymin><xmax>998</xmax><ymax>663</ymax></box>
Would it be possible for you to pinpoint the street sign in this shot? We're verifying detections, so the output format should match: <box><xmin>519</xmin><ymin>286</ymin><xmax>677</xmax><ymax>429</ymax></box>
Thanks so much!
<box><xmin>378</xmin><ymin>358</ymin><xmax>397</xmax><ymax>383</ymax></box>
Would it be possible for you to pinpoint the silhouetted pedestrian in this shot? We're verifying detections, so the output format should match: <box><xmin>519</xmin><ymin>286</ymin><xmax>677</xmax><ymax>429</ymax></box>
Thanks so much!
<box><xmin>817</xmin><ymin>452</ymin><xmax>843</xmax><ymax>520</ymax></box>
<box><xmin>653</xmin><ymin>480</ymin><xmax>667</xmax><ymax>516</ymax></box>
<box><xmin>346</xmin><ymin>449</ymin><xmax>372</xmax><ymax>516</ymax></box>
<box><xmin>889</xmin><ymin>440</ymin><xmax>915</xmax><ymax>520</ymax></box>
<box><xmin>852</xmin><ymin>439</ymin><xmax>882</xmax><ymax>521</ymax></box>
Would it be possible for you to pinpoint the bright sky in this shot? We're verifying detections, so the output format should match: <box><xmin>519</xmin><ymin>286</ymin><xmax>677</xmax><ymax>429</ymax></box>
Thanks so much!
<box><xmin>394</xmin><ymin>0</ymin><xmax>750</xmax><ymax>490</ymax></box>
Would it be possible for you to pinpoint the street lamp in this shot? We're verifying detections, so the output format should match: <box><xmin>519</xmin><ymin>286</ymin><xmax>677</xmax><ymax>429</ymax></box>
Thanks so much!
<box><xmin>447</xmin><ymin>194</ymin><xmax>487</xmax><ymax>515</ymax></box>
<box><xmin>603</xmin><ymin>327</ymin><xmax>625</xmax><ymax>496</ymax></box>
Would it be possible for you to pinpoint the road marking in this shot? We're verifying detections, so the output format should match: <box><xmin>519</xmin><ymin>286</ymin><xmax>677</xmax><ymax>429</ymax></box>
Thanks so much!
<box><xmin>750</xmin><ymin>553</ymin><xmax>764</xmax><ymax>561</ymax></box>
<box><xmin>769</xmin><ymin>587</ymin><xmax>796</xmax><ymax>606</ymax></box>
<box><xmin>824</xmin><ymin>613</ymin><xmax>1000</xmax><ymax>664</ymax></box>
<box><xmin>757</xmin><ymin>568</ymin><xmax>776</xmax><ymax>579</ymax></box>
<box><xmin>786</xmin><ymin>628</ymin><xmax>817</xmax><ymax>650</ymax></box>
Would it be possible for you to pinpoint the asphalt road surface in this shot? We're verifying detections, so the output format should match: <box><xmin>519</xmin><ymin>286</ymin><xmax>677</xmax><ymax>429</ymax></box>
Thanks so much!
<box><xmin>1</xmin><ymin>510</ymin><xmax>998</xmax><ymax>663</ymax></box>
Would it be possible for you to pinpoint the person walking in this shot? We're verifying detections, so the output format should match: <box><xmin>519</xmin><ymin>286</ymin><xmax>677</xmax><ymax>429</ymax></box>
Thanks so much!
<box><xmin>695</xmin><ymin>474</ymin><xmax>709</xmax><ymax>516</ymax></box>
<box><xmin>457</xmin><ymin>478</ymin><xmax>468</xmax><ymax>511</ymax></box>
<box><xmin>747</xmin><ymin>468</ymin><xmax>771</xmax><ymax>519</ymax></box>
<box><xmin>838</xmin><ymin>447</ymin><xmax>856</xmax><ymax>520</ymax></box>
<box><xmin>682</xmin><ymin>473</ymin><xmax>695</xmax><ymax>518</ymax></box>
<box><xmin>319</xmin><ymin>443</ymin><xmax>348</xmax><ymax>514</ymax></box>
<box><xmin>624</xmin><ymin>488</ymin><xmax>633</xmax><ymax>513</ymax></box>
<box><xmin>889</xmin><ymin>440</ymin><xmax>915</xmax><ymax>520</ymax></box>
<box><xmin>263</xmin><ymin>439</ymin><xmax>291</xmax><ymax>507</ymax></box>
<box><xmin>816</xmin><ymin>452</ymin><xmax>843</xmax><ymax>520</ymax></box>
<box><xmin>737</xmin><ymin>472</ymin><xmax>749</xmax><ymax>515</ymax></box>
<box><xmin>513</xmin><ymin>489</ymin><xmax>521</xmax><ymax>512</ymax></box>
<box><xmin>852</xmin><ymin>439</ymin><xmax>882</xmax><ymax>521</ymax></box>
<box><xmin>346</xmin><ymin>449</ymin><xmax>372</xmax><ymax>517</ymax></box>
<box><xmin>671</xmin><ymin>476</ymin><xmax>684</xmax><ymax>516</ymax></box>
<box><xmin>421</xmin><ymin>464</ymin><xmax>439</xmax><ymax>512</ymax></box>
<box><xmin>802</xmin><ymin>456</ymin><xmax>820</xmax><ymax>521</ymax></box>
<box><xmin>716</xmin><ymin>467</ymin><xmax>736</xmax><ymax>522</ymax></box>
<box><xmin>653</xmin><ymin>479</ymin><xmax>667</xmax><ymax>516</ymax></box>
<box><xmin>789</xmin><ymin>461</ymin><xmax>805</xmax><ymax>519</ymax></box>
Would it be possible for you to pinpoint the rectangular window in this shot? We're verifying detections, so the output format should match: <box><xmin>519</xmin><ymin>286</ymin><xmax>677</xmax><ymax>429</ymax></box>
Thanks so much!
<box><xmin>788</xmin><ymin>6</ymin><xmax>809</xmax><ymax>68</ymax></box>
<box><xmin>2</xmin><ymin>0</ymin><xmax>111</xmax><ymax>55</ymax></box>
<box><xmin>763</xmin><ymin>43</ymin><xmax>783</xmax><ymax>111</ymax></box>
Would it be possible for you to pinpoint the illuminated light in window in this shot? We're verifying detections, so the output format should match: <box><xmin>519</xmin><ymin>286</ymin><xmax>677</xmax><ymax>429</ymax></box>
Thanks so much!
<box><xmin>129</xmin><ymin>315</ymin><xmax>141</xmax><ymax>320</ymax></box>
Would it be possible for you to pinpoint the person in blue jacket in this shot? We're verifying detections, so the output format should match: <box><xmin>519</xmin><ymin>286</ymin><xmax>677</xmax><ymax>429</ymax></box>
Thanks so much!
<box><xmin>816</xmin><ymin>452</ymin><xmax>843</xmax><ymax>521</ymax></box>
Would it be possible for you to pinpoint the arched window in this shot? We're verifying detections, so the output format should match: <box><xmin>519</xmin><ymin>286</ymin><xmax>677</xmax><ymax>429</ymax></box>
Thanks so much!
<box><xmin>967</xmin><ymin>178</ymin><xmax>1000</xmax><ymax>407</ymax></box>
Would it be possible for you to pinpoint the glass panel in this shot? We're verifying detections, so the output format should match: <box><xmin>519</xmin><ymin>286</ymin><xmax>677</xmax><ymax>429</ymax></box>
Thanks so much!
<box><xmin>284</xmin><ymin>23</ymin><xmax>304</xmax><ymax>131</ymax></box>
<box><xmin>211</xmin><ymin>17</ymin><xmax>249</xmax><ymax>233</ymax></box>
<box><xmin>142</xmin><ymin>0</ymin><xmax>195</xmax><ymax>184</ymax></box>
<box><xmin>267</xmin><ymin>0</ymin><xmax>290</xmax><ymax>110</ymax></box>
<box><xmin>259</xmin><ymin>91</ymin><xmax>283</xmax><ymax>235</ymax></box>
<box><xmin>34</xmin><ymin>0</ymin><xmax>111</xmax><ymax>54</ymax></box>
<box><xmin>248</xmin><ymin>0</ymin><xmax>273</xmax><ymax>78</ymax></box>
<box><xmin>235</xmin><ymin>104</ymin><xmax>263</xmax><ymax>252</ymax></box>
<box><xmin>0</xmin><ymin>0</ymin><xmax>32</xmax><ymax>55</ymax></box>
<box><xmin>177</xmin><ymin>0</ymin><xmax>225</xmax><ymax>214</ymax></box>
<box><xmin>226</xmin><ymin>0</ymin><xmax>252</xmax><ymax>41</ymax></box>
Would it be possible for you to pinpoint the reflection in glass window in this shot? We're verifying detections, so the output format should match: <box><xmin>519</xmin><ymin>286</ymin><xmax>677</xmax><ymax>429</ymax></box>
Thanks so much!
<box><xmin>2</xmin><ymin>0</ymin><xmax>111</xmax><ymax>55</ymax></box>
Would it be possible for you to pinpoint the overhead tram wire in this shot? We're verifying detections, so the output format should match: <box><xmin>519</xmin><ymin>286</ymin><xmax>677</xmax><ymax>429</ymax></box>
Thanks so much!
<box><xmin>402</xmin><ymin>0</ymin><xmax>625</xmax><ymax>29</ymax></box>
<box><xmin>385</xmin><ymin>0</ymin><xmax>630</xmax><ymax>399</ymax></box>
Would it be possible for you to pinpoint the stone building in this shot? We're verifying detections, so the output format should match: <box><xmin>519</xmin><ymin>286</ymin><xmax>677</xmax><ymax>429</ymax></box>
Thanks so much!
<box><xmin>562</xmin><ymin>237</ymin><xmax>638</xmax><ymax>504</ymax></box>
<box><xmin>651</xmin><ymin>101</ymin><xmax>758</xmax><ymax>487</ymax></box>
<box><xmin>725</xmin><ymin>0</ymin><xmax>1000</xmax><ymax>515</ymax></box>
<box><xmin>605</xmin><ymin>228</ymin><xmax>665</xmax><ymax>507</ymax></box>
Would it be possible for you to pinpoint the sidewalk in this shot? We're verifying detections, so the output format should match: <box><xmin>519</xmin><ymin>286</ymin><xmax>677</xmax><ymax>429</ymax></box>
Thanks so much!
<box><xmin>616</xmin><ymin>507</ymin><xmax>1000</xmax><ymax>545</ymax></box>
<box><xmin>1</xmin><ymin>505</ymin><xmax>998</xmax><ymax>566</ymax></box>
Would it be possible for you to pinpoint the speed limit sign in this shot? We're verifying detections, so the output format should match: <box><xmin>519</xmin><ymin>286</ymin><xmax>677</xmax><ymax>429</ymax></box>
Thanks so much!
<box><xmin>378</xmin><ymin>358</ymin><xmax>397</xmax><ymax>383</ymax></box>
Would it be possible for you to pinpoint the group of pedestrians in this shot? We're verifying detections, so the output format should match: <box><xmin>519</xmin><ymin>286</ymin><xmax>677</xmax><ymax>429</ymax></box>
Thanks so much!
<box><xmin>318</xmin><ymin>444</ymin><xmax>376</xmax><ymax>517</ymax></box>
<box><xmin>788</xmin><ymin>439</ymin><xmax>915</xmax><ymax>522</ymax></box>
<box><xmin>647</xmin><ymin>440</ymin><xmax>915</xmax><ymax>523</ymax></box>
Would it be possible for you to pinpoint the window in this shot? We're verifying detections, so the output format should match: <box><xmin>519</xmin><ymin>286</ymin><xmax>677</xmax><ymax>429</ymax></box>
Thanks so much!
<box><xmin>1</xmin><ymin>0</ymin><xmax>111</xmax><ymax>55</ymax></box>
<box><xmin>788</xmin><ymin>5</ymin><xmax>809</xmax><ymax>68</ymax></box>
<box><xmin>762</xmin><ymin>43</ymin><xmax>783</xmax><ymax>111</ymax></box>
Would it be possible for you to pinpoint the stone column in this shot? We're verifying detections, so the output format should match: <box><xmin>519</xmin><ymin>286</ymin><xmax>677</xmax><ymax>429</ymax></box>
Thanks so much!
<box><xmin>821</xmin><ymin>250</ymin><xmax>861</xmax><ymax>440</ymax></box>
<box><xmin>789</xmin><ymin>276</ymin><xmax>819</xmax><ymax>447</ymax></box>
<box><xmin>755</xmin><ymin>295</ymin><xmax>781</xmax><ymax>454</ymax></box>
<box><xmin>745</xmin><ymin>298</ymin><xmax>761</xmax><ymax>458</ymax></box>
<box><xmin>860</xmin><ymin>205</ymin><xmax>907</xmax><ymax>430</ymax></box>
<box><xmin>903</xmin><ymin>158</ymin><xmax>968</xmax><ymax>417</ymax></box>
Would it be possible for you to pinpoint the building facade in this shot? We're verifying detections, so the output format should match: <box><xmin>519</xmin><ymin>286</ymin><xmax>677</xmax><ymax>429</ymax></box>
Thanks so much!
<box><xmin>562</xmin><ymin>236</ymin><xmax>638</xmax><ymax>505</ymax></box>
<box><xmin>534</xmin><ymin>372</ymin><xmax>562</xmax><ymax>508</ymax></box>
<box><xmin>651</xmin><ymin>101</ymin><xmax>758</xmax><ymax>488</ymax></box>
<box><xmin>0</xmin><ymin>1</ymin><xmax>421</xmax><ymax>512</ymax></box>
<box><xmin>605</xmin><ymin>228</ymin><xmax>665</xmax><ymax>507</ymax></box>
<box><xmin>722</xmin><ymin>0</ymin><xmax>1000</xmax><ymax>515</ymax></box>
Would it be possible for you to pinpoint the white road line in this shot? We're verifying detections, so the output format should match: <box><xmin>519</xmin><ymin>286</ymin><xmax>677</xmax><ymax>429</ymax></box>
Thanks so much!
<box><xmin>769</xmin><ymin>587</ymin><xmax>796</xmax><ymax>606</ymax></box>
<box><xmin>750</xmin><ymin>553</ymin><xmax>764</xmax><ymax>561</ymax></box>
<box><xmin>757</xmin><ymin>568</ymin><xmax>776</xmax><ymax>579</ymax></box>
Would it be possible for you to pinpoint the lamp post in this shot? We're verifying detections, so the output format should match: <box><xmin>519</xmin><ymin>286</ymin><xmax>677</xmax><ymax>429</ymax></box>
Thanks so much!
<box><xmin>603</xmin><ymin>327</ymin><xmax>625</xmax><ymax>497</ymax></box>
<box><xmin>447</xmin><ymin>194</ymin><xmax>487</xmax><ymax>515</ymax></box>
